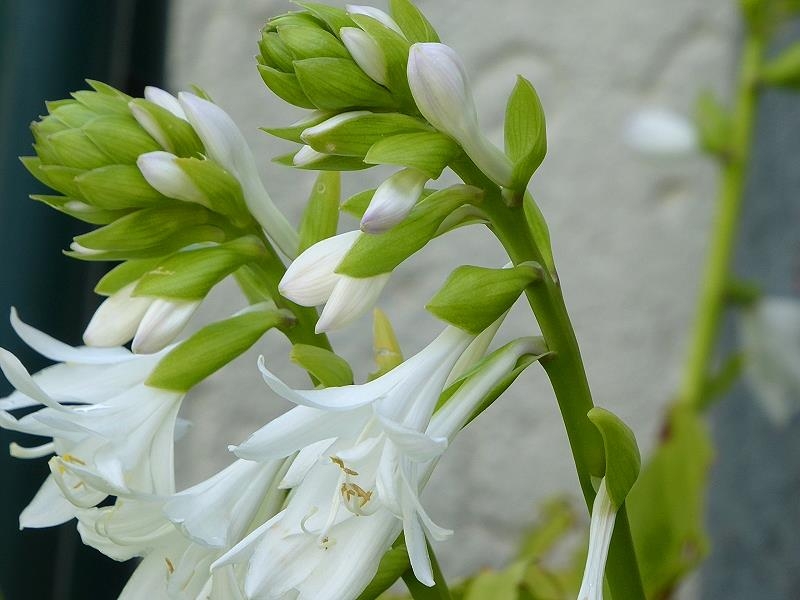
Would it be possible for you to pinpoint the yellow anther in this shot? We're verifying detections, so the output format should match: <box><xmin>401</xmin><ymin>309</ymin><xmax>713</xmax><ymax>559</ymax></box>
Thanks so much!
<box><xmin>165</xmin><ymin>557</ymin><xmax>175</xmax><ymax>574</ymax></box>
<box><xmin>330</xmin><ymin>456</ymin><xmax>359</xmax><ymax>476</ymax></box>
<box><xmin>62</xmin><ymin>454</ymin><xmax>86</xmax><ymax>465</ymax></box>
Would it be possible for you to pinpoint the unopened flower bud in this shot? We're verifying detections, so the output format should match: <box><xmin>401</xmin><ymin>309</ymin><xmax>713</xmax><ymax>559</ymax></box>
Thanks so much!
<box><xmin>137</xmin><ymin>151</ymin><xmax>206</xmax><ymax>206</ymax></box>
<box><xmin>83</xmin><ymin>283</ymin><xmax>155</xmax><ymax>347</ymax></box>
<box><xmin>292</xmin><ymin>145</ymin><xmax>328</xmax><ymax>167</ymax></box>
<box><xmin>361</xmin><ymin>168</ymin><xmax>428</xmax><ymax>233</ymax></box>
<box><xmin>340</xmin><ymin>27</ymin><xmax>388</xmax><ymax>85</ymax></box>
<box><xmin>407</xmin><ymin>43</ymin><xmax>513</xmax><ymax>187</ymax></box>
<box><xmin>346</xmin><ymin>4</ymin><xmax>404</xmax><ymax>35</ymax></box>
<box><xmin>131</xmin><ymin>299</ymin><xmax>201</xmax><ymax>354</ymax></box>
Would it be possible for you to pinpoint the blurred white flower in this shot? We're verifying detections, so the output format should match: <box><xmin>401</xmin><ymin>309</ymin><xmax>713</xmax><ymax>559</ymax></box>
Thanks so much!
<box><xmin>740</xmin><ymin>296</ymin><xmax>800</xmax><ymax>425</ymax></box>
<box><xmin>624</xmin><ymin>108</ymin><xmax>698</xmax><ymax>158</ymax></box>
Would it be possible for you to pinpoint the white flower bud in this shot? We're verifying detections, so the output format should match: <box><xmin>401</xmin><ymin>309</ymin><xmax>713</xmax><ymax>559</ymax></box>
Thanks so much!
<box><xmin>137</xmin><ymin>151</ymin><xmax>207</xmax><ymax>205</ymax></box>
<box><xmin>315</xmin><ymin>273</ymin><xmax>390</xmax><ymax>333</ymax></box>
<box><xmin>346</xmin><ymin>4</ymin><xmax>404</xmax><ymax>35</ymax></box>
<box><xmin>279</xmin><ymin>231</ymin><xmax>361</xmax><ymax>306</ymax></box>
<box><xmin>341</xmin><ymin>27</ymin><xmax>388</xmax><ymax>85</ymax></box>
<box><xmin>69</xmin><ymin>242</ymin><xmax>105</xmax><ymax>257</ymax></box>
<box><xmin>143</xmin><ymin>86</ymin><xmax>186</xmax><ymax>119</ymax></box>
<box><xmin>407</xmin><ymin>43</ymin><xmax>513</xmax><ymax>187</ymax></box>
<box><xmin>301</xmin><ymin>111</ymin><xmax>370</xmax><ymax>150</ymax></box>
<box><xmin>577</xmin><ymin>479</ymin><xmax>617</xmax><ymax>600</ymax></box>
<box><xmin>131</xmin><ymin>299</ymin><xmax>200</xmax><ymax>354</ymax></box>
<box><xmin>83</xmin><ymin>283</ymin><xmax>154</xmax><ymax>347</ymax></box>
<box><xmin>292</xmin><ymin>144</ymin><xmax>328</xmax><ymax>167</ymax></box>
<box><xmin>178</xmin><ymin>92</ymin><xmax>299</xmax><ymax>258</ymax></box>
<box><xmin>361</xmin><ymin>168</ymin><xmax>428</xmax><ymax>233</ymax></box>
<box><xmin>624</xmin><ymin>108</ymin><xmax>698</xmax><ymax>158</ymax></box>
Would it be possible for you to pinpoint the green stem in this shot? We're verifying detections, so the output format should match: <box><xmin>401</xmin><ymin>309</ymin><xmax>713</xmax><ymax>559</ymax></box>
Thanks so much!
<box><xmin>452</xmin><ymin>160</ymin><xmax>645</xmax><ymax>600</ymax></box>
<box><xmin>678</xmin><ymin>28</ymin><xmax>764</xmax><ymax>410</ymax></box>
<box><xmin>402</xmin><ymin>544</ymin><xmax>452</xmax><ymax>600</ymax></box>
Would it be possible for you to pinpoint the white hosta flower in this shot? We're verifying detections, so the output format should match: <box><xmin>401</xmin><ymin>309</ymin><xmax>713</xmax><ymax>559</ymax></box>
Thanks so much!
<box><xmin>577</xmin><ymin>479</ymin><xmax>618</xmax><ymax>600</ymax></box>
<box><xmin>279</xmin><ymin>230</ymin><xmax>390</xmax><ymax>333</ymax></box>
<box><xmin>740</xmin><ymin>296</ymin><xmax>800</xmax><ymax>425</ymax></box>
<box><xmin>624</xmin><ymin>108</ymin><xmax>698</xmax><ymax>158</ymax></box>
<box><xmin>407</xmin><ymin>43</ymin><xmax>513</xmax><ymax>187</ymax></box>
<box><xmin>361</xmin><ymin>168</ymin><xmax>428</xmax><ymax>233</ymax></box>
<box><xmin>218</xmin><ymin>326</ymin><xmax>541</xmax><ymax>598</ymax></box>
<box><xmin>131</xmin><ymin>298</ymin><xmax>201</xmax><ymax>354</ymax></box>
<box><xmin>178</xmin><ymin>92</ymin><xmax>299</xmax><ymax>258</ymax></box>
<box><xmin>341</xmin><ymin>27</ymin><xmax>388</xmax><ymax>85</ymax></box>
<box><xmin>136</xmin><ymin>150</ymin><xmax>207</xmax><ymax>206</ymax></box>
<box><xmin>0</xmin><ymin>315</ymin><xmax>182</xmax><ymax>525</ymax></box>
<box><xmin>83</xmin><ymin>282</ymin><xmax>155</xmax><ymax>347</ymax></box>
<box><xmin>346</xmin><ymin>4</ymin><xmax>404</xmax><ymax>35</ymax></box>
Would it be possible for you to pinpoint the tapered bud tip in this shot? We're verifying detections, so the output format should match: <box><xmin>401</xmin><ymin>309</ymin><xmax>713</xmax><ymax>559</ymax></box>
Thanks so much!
<box><xmin>83</xmin><ymin>283</ymin><xmax>153</xmax><ymax>347</ymax></box>
<box><xmin>360</xmin><ymin>168</ymin><xmax>427</xmax><ymax>233</ymax></box>
<box><xmin>131</xmin><ymin>299</ymin><xmax>200</xmax><ymax>354</ymax></box>
<box><xmin>293</xmin><ymin>145</ymin><xmax>327</xmax><ymax>167</ymax></box>
<box><xmin>144</xmin><ymin>86</ymin><xmax>186</xmax><ymax>119</ymax></box>
<box><xmin>624</xmin><ymin>108</ymin><xmax>698</xmax><ymax>157</ymax></box>
<box><xmin>137</xmin><ymin>151</ymin><xmax>206</xmax><ymax>205</ymax></box>
<box><xmin>345</xmin><ymin>5</ymin><xmax>404</xmax><ymax>35</ymax></box>
<box><xmin>340</xmin><ymin>28</ymin><xmax>387</xmax><ymax>86</ymax></box>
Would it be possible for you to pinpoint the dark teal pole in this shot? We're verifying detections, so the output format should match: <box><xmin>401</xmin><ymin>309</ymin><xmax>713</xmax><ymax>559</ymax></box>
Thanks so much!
<box><xmin>0</xmin><ymin>1</ymin><xmax>168</xmax><ymax>598</ymax></box>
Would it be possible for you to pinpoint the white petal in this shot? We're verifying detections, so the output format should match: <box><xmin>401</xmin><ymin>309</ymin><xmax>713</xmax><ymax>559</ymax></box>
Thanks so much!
<box><xmin>11</xmin><ymin>307</ymin><xmax>135</xmax><ymax>364</ymax></box>
<box><xmin>403</xmin><ymin>502</ymin><xmax>434</xmax><ymax>586</ymax></box>
<box><xmin>132</xmin><ymin>299</ymin><xmax>200</xmax><ymax>354</ymax></box>
<box><xmin>83</xmin><ymin>283</ymin><xmax>154</xmax><ymax>348</ymax></box>
<box><xmin>624</xmin><ymin>108</ymin><xmax>698</xmax><ymax>158</ymax></box>
<box><xmin>279</xmin><ymin>230</ymin><xmax>361</xmax><ymax>306</ymax></box>
<box><xmin>144</xmin><ymin>86</ymin><xmax>186</xmax><ymax>119</ymax></box>
<box><xmin>361</xmin><ymin>168</ymin><xmax>427</xmax><ymax>233</ymax></box>
<box><xmin>577</xmin><ymin>479</ymin><xmax>618</xmax><ymax>600</ymax></box>
<box><xmin>234</xmin><ymin>402</ymin><xmax>365</xmax><ymax>459</ymax></box>
<box><xmin>0</xmin><ymin>348</ymin><xmax>71</xmax><ymax>411</ymax></box>
<box><xmin>315</xmin><ymin>273</ymin><xmax>391</xmax><ymax>333</ymax></box>
<box><xmin>293</xmin><ymin>144</ymin><xmax>328</xmax><ymax>167</ymax></box>
<box><xmin>136</xmin><ymin>151</ymin><xmax>207</xmax><ymax>205</ymax></box>
<box><xmin>178</xmin><ymin>92</ymin><xmax>299</xmax><ymax>258</ymax></box>
<box><xmin>19</xmin><ymin>475</ymin><xmax>77</xmax><ymax>528</ymax></box>
<box><xmin>341</xmin><ymin>27</ymin><xmax>387</xmax><ymax>85</ymax></box>
<box><xmin>10</xmin><ymin>441</ymin><xmax>54</xmax><ymax>459</ymax></box>
<box><xmin>346</xmin><ymin>5</ymin><xmax>404</xmax><ymax>34</ymax></box>
<box><xmin>380</xmin><ymin>417</ymin><xmax>447</xmax><ymax>462</ymax></box>
<box><xmin>301</xmin><ymin>110</ymin><xmax>370</xmax><ymax>143</ymax></box>
<box><xmin>280</xmin><ymin>438</ymin><xmax>336</xmax><ymax>489</ymax></box>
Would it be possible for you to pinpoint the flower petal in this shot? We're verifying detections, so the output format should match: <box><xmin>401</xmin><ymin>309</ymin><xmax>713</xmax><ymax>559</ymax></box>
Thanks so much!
<box><xmin>315</xmin><ymin>273</ymin><xmax>391</xmax><ymax>333</ymax></box>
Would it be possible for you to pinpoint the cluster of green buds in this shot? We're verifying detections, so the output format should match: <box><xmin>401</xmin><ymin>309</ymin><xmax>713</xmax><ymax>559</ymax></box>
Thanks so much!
<box><xmin>22</xmin><ymin>82</ymin><xmax>299</xmax><ymax>354</ymax></box>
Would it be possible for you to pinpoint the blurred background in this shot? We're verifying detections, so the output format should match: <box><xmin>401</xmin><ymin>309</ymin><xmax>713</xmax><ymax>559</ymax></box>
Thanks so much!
<box><xmin>1</xmin><ymin>0</ymin><xmax>799</xmax><ymax>598</ymax></box>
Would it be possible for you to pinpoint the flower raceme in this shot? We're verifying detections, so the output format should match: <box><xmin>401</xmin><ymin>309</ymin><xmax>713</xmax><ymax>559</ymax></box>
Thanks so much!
<box><xmin>216</xmin><ymin>325</ymin><xmax>546</xmax><ymax>599</ymax></box>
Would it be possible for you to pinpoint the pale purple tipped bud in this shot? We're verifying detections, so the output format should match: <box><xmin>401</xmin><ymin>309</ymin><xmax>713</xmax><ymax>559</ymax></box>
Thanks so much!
<box><xmin>407</xmin><ymin>43</ymin><xmax>513</xmax><ymax>187</ymax></box>
<box><xmin>361</xmin><ymin>168</ymin><xmax>428</xmax><ymax>233</ymax></box>
<box><xmin>83</xmin><ymin>283</ymin><xmax>155</xmax><ymax>347</ymax></box>
<box><xmin>624</xmin><ymin>109</ymin><xmax>698</xmax><ymax>158</ymax></box>
<box><xmin>131</xmin><ymin>299</ymin><xmax>200</xmax><ymax>354</ymax></box>
<box><xmin>137</xmin><ymin>151</ymin><xmax>207</xmax><ymax>205</ymax></box>
<box><xmin>278</xmin><ymin>231</ymin><xmax>361</xmax><ymax>306</ymax></box>
<box><xmin>341</xmin><ymin>27</ymin><xmax>388</xmax><ymax>85</ymax></box>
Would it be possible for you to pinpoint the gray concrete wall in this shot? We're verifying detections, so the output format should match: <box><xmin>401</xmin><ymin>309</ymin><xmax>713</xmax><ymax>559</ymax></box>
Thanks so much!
<box><xmin>165</xmin><ymin>0</ymin><xmax>737</xmax><ymax>590</ymax></box>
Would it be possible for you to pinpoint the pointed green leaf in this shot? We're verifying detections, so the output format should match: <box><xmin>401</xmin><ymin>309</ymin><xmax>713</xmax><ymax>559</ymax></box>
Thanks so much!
<box><xmin>761</xmin><ymin>42</ymin><xmax>800</xmax><ymax>88</ymax></box>
<box><xmin>277</xmin><ymin>23</ymin><xmax>350</xmax><ymax>60</ymax></box>
<box><xmin>50</xmin><ymin>102</ymin><xmax>98</xmax><ymax>129</ymax></box>
<box><xmin>134</xmin><ymin>237</ymin><xmax>265</xmax><ymax>300</ymax></box>
<box><xmin>257</xmin><ymin>64</ymin><xmax>316</xmax><ymax>109</ymax></box>
<box><xmin>147</xmin><ymin>307</ymin><xmax>292</xmax><ymax>392</ymax></box>
<box><xmin>67</xmin><ymin>225</ymin><xmax>225</xmax><ymax>261</ymax></box>
<box><xmin>293</xmin><ymin>2</ymin><xmax>356</xmax><ymax>35</ymax></box>
<box><xmin>290</xmin><ymin>344</ymin><xmax>354</xmax><ymax>387</ymax></box>
<box><xmin>364</xmin><ymin>131</ymin><xmax>459</xmax><ymax>178</ymax></box>
<box><xmin>335</xmin><ymin>185</ymin><xmax>482</xmax><ymax>277</ymax></box>
<box><xmin>587</xmin><ymin>407</ymin><xmax>641</xmax><ymax>507</ymax></box>
<box><xmin>390</xmin><ymin>0</ymin><xmax>440</xmax><ymax>43</ymax></box>
<box><xmin>30</xmin><ymin>195</ymin><xmax>130</xmax><ymax>225</ymax></box>
<box><xmin>261</xmin><ymin>112</ymin><xmax>333</xmax><ymax>144</ymax></box>
<box><xmin>340</xmin><ymin>188</ymin><xmax>376</xmax><ymax>218</ymax></box>
<box><xmin>82</xmin><ymin>115</ymin><xmax>161</xmax><ymax>164</ymax></box>
<box><xmin>504</xmin><ymin>76</ymin><xmax>546</xmax><ymax>191</ymax></box>
<box><xmin>299</xmin><ymin>172</ymin><xmax>340</xmax><ymax>252</ymax></box>
<box><xmin>76</xmin><ymin>165</ymin><xmax>166</xmax><ymax>210</ymax></box>
<box><xmin>274</xmin><ymin>151</ymin><xmax>369</xmax><ymax>171</ymax></box>
<box><xmin>301</xmin><ymin>112</ymin><xmax>430</xmax><ymax>157</ymax></box>
<box><xmin>174</xmin><ymin>157</ymin><xmax>250</xmax><ymax>223</ymax></box>
<box><xmin>294</xmin><ymin>57</ymin><xmax>398</xmax><ymax>111</ymax></box>
<box><xmin>259</xmin><ymin>31</ymin><xmax>296</xmax><ymax>72</ymax></box>
<box><xmin>74</xmin><ymin>204</ymin><xmax>212</xmax><ymax>252</ymax></box>
<box><xmin>71</xmin><ymin>90</ymin><xmax>129</xmax><ymax>115</ymax></box>
<box><xmin>95</xmin><ymin>258</ymin><xmax>164</xmax><ymax>296</ymax></box>
<box><xmin>85</xmin><ymin>79</ymin><xmax>132</xmax><ymax>99</ymax></box>
<box><xmin>522</xmin><ymin>193</ymin><xmax>557</xmax><ymax>282</ymax></box>
<box><xmin>427</xmin><ymin>264</ymin><xmax>542</xmax><ymax>333</ymax></box>
<box><xmin>20</xmin><ymin>157</ymin><xmax>85</xmax><ymax>198</ymax></box>
<box><xmin>47</xmin><ymin>128</ymin><xmax>111</xmax><ymax>170</ymax></box>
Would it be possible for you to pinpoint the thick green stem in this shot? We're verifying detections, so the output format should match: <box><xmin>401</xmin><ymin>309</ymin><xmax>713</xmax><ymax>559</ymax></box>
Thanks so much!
<box><xmin>678</xmin><ymin>30</ymin><xmax>764</xmax><ymax>410</ymax></box>
<box><xmin>453</xmin><ymin>160</ymin><xmax>644</xmax><ymax>600</ymax></box>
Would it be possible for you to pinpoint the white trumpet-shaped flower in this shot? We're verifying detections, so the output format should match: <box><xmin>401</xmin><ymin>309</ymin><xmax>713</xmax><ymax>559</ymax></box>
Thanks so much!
<box><xmin>407</xmin><ymin>43</ymin><xmax>513</xmax><ymax>187</ymax></box>
<box><xmin>279</xmin><ymin>230</ymin><xmax>390</xmax><ymax>333</ymax></box>
<box><xmin>577</xmin><ymin>478</ymin><xmax>618</xmax><ymax>600</ymax></box>
<box><xmin>341</xmin><ymin>27</ymin><xmax>388</xmax><ymax>85</ymax></box>
<box><xmin>0</xmin><ymin>311</ymin><xmax>181</xmax><ymax>526</ymax></box>
<box><xmin>361</xmin><ymin>168</ymin><xmax>428</xmax><ymax>233</ymax></box>
<box><xmin>177</xmin><ymin>92</ymin><xmax>299</xmax><ymax>258</ymax></box>
<box><xmin>216</xmin><ymin>325</ymin><xmax>542</xmax><ymax>599</ymax></box>
<box><xmin>624</xmin><ymin>108</ymin><xmax>698</xmax><ymax>158</ymax></box>
<box><xmin>740</xmin><ymin>296</ymin><xmax>800</xmax><ymax>425</ymax></box>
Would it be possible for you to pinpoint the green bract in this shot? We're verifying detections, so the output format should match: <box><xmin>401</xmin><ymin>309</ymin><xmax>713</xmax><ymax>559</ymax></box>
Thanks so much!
<box><xmin>760</xmin><ymin>42</ymin><xmax>800</xmax><ymax>88</ymax></box>
<box><xmin>504</xmin><ymin>76</ymin><xmax>547</xmax><ymax>193</ymax></box>
<box><xmin>298</xmin><ymin>172</ymin><xmax>341</xmax><ymax>252</ymax></box>
<box><xmin>290</xmin><ymin>344</ymin><xmax>354</xmax><ymax>387</ymax></box>
<box><xmin>587</xmin><ymin>407</ymin><xmax>641</xmax><ymax>508</ymax></box>
<box><xmin>694</xmin><ymin>90</ymin><xmax>731</xmax><ymax>157</ymax></box>
<box><xmin>427</xmin><ymin>264</ymin><xmax>543</xmax><ymax>333</ymax></box>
